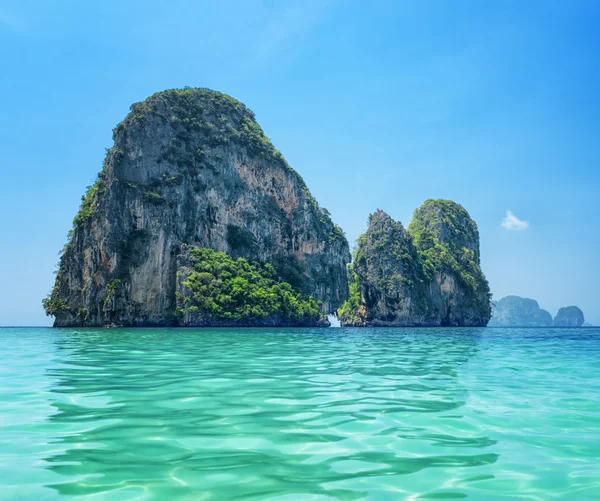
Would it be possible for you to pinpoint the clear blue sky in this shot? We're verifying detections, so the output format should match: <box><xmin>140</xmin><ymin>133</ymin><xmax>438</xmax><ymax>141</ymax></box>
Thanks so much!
<box><xmin>1</xmin><ymin>0</ymin><xmax>599</xmax><ymax>326</ymax></box>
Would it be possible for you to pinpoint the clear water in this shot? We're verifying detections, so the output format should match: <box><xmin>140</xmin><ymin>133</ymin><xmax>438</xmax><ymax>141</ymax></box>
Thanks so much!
<box><xmin>1</xmin><ymin>327</ymin><xmax>599</xmax><ymax>500</ymax></box>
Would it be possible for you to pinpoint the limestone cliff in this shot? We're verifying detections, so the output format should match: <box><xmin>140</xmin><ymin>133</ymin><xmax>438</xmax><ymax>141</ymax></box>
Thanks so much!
<box><xmin>488</xmin><ymin>296</ymin><xmax>553</xmax><ymax>327</ymax></box>
<box><xmin>554</xmin><ymin>306</ymin><xmax>585</xmax><ymax>327</ymax></box>
<box><xmin>338</xmin><ymin>210</ymin><xmax>431</xmax><ymax>326</ymax></box>
<box><xmin>339</xmin><ymin>200</ymin><xmax>491</xmax><ymax>327</ymax></box>
<box><xmin>44</xmin><ymin>88</ymin><xmax>350</xmax><ymax>327</ymax></box>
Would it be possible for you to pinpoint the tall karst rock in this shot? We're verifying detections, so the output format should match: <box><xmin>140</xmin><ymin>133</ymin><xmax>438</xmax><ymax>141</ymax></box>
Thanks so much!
<box><xmin>44</xmin><ymin>88</ymin><xmax>350</xmax><ymax>327</ymax></box>
<box><xmin>339</xmin><ymin>200</ymin><xmax>491</xmax><ymax>327</ymax></box>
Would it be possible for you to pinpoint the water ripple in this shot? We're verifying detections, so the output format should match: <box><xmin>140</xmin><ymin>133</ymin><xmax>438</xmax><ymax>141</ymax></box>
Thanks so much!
<box><xmin>0</xmin><ymin>327</ymin><xmax>599</xmax><ymax>500</ymax></box>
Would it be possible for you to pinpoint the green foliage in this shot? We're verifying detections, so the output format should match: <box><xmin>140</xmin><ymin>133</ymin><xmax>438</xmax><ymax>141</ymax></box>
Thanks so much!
<box><xmin>43</xmin><ymin>261</ymin><xmax>70</xmax><ymax>317</ymax></box>
<box><xmin>330</xmin><ymin>223</ymin><xmax>346</xmax><ymax>243</ymax></box>
<box><xmin>73</xmin><ymin>181</ymin><xmax>100</xmax><ymax>226</ymax></box>
<box><xmin>408</xmin><ymin>199</ymin><xmax>490</xmax><ymax>303</ymax></box>
<box><xmin>104</xmin><ymin>279</ymin><xmax>122</xmax><ymax>307</ymax></box>
<box><xmin>73</xmin><ymin>148</ymin><xmax>112</xmax><ymax>227</ymax></box>
<box><xmin>60</xmin><ymin>229</ymin><xmax>75</xmax><ymax>255</ymax></box>
<box><xmin>120</xmin><ymin>88</ymin><xmax>343</xmax><ymax>228</ymax></box>
<box><xmin>138</xmin><ymin>88</ymin><xmax>294</xmax><ymax>178</ymax></box>
<box><xmin>143</xmin><ymin>191</ymin><xmax>167</xmax><ymax>204</ymax></box>
<box><xmin>239</xmin><ymin>114</ymin><xmax>283</xmax><ymax>160</ymax></box>
<box><xmin>408</xmin><ymin>199</ymin><xmax>478</xmax><ymax>257</ymax></box>
<box><xmin>337</xmin><ymin>265</ymin><xmax>363</xmax><ymax>325</ymax></box>
<box><xmin>178</xmin><ymin>248</ymin><xmax>321</xmax><ymax>324</ymax></box>
<box><xmin>151</xmin><ymin>173</ymin><xmax>182</xmax><ymax>186</ymax></box>
<box><xmin>42</xmin><ymin>294</ymin><xmax>69</xmax><ymax>316</ymax></box>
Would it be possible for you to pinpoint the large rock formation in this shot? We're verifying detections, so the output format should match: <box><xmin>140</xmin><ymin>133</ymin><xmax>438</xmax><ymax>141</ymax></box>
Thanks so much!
<box><xmin>339</xmin><ymin>200</ymin><xmax>491</xmax><ymax>326</ymax></box>
<box><xmin>554</xmin><ymin>306</ymin><xmax>585</xmax><ymax>327</ymax></box>
<box><xmin>44</xmin><ymin>88</ymin><xmax>350</xmax><ymax>327</ymax></box>
<box><xmin>488</xmin><ymin>295</ymin><xmax>553</xmax><ymax>327</ymax></box>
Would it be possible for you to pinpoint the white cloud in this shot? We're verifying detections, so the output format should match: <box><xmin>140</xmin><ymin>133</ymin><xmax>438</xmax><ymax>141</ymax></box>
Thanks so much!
<box><xmin>501</xmin><ymin>210</ymin><xmax>529</xmax><ymax>231</ymax></box>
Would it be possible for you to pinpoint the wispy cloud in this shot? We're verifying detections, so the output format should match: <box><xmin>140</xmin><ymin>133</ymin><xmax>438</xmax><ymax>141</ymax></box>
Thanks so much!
<box><xmin>255</xmin><ymin>0</ymin><xmax>333</xmax><ymax>61</ymax></box>
<box><xmin>0</xmin><ymin>12</ymin><xmax>21</xmax><ymax>32</ymax></box>
<box><xmin>501</xmin><ymin>210</ymin><xmax>529</xmax><ymax>231</ymax></box>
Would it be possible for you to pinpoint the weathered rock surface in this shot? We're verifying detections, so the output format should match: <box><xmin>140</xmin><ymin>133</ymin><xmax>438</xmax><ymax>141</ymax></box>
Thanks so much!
<box><xmin>488</xmin><ymin>295</ymin><xmax>553</xmax><ymax>327</ymax></box>
<box><xmin>553</xmin><ymin>306</ymin><xmax>585</xmax><ymax>327</ymax></box>
<box><xmin>338</xmin><ymin>210</ymin><xmax>431</xmax><ymax>326</ymax></box>
<box><xmin>44</xmin><ymin>88</ymin><xmax>350</xmax><ymax>327</ymax></box>
<box><xmin>339</xmin><ymin>200</ymin><xmax>491</xmax><ymax>327</ymax></box>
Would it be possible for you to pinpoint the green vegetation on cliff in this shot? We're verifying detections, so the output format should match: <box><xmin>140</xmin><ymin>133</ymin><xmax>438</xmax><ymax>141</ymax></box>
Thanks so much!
<box><xmin>408</xmin><ymin>199</ymin><xmax>490</xmax><ymax>305</ymax></box>
<box><xmin>72</xmin><ymin>148</ymin><xmax>113</xmax><ymax>227</ymax></box>
<box><xmin>121</xmin><ymin>87</ymin><xmax>299</xmax><ymax>181</ymax></box>
<box><xmin>176</xmin><ymin>248</ymin><xmax>322</xmax><ymax>325</ymax></box>
<box><xmin>337</xmin><ymin>264</ymin><xmax>363</xmax><ymax>325</ymax></box>
<box><xmin>42</xmin><ymin>293</ymin><xmax>69</xmax><ymax>317</ymax></box>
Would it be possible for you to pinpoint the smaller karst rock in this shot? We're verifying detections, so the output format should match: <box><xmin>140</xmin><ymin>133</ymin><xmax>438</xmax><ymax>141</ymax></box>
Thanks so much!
<box><xmin>338</xmin><ymin>210</ymin><xmax>430</xmax><ymax>326</ymax></box>
<box><xmin>553</xmin><ymin>306</ymin><xmax>585</xmax><ymax>327</ymax></box>
<box><xmin>339</xmin><ymin>200</ymin><xmax>491</xmax><ymax>327</ymax></box>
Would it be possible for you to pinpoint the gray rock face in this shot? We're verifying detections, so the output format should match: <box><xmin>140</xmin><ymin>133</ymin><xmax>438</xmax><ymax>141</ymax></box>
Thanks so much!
<box><xmin>339</xmin><ymin>201</ymin><xmax>491</xmax><ymax>327</ymax></box>
<box><xmin>554</xmin><ymin>306</ymin><xmax>585</xmax><ymax>327</ymax></box>
<box><xmin>408</xmin><ymin>200</ymin><xmax>491</xmax><ymax>327</ymax></box>
<box><xmin>343</xmin><ymin>210</ymin><xmax>431</xmax><ymax>326</ymax></box>
<box><xmin>488</xmin><ymin>296</ymin><xmax>553</xmax><ymax>327</ymax></box>
<box><xmin>45</xmin><ymin>88</ymin><xmax>350</xmax><ymax>327</ymax></box>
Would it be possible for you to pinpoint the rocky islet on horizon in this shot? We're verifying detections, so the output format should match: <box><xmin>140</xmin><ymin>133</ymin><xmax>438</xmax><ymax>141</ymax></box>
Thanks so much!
<box><xmin>489</xmin><ymin>296</ymin><xmax>586</xmax><ymax>327</ymax></box>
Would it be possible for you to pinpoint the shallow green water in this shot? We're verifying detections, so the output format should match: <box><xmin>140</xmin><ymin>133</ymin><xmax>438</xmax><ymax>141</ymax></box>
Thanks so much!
<box><xmin>1</xmin><ymin>327</ymin><xmax>599</xmax><ymax>500</ymax></box>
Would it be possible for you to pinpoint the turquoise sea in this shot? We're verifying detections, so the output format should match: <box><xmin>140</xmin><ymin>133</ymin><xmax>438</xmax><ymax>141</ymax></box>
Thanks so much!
<box><xmin>1</xmin><ymin>327</ymin><xmax>599</xmax><ymax>500</ymax></box>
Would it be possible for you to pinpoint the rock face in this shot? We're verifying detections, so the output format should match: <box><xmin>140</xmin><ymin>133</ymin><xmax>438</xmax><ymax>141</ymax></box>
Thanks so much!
<box><xmin>554</xmin><ymin>306</ymin><xmax>585</xmax><ymax>327</ymax></box>
<box><xmin>44</xmin><ymin>88</ymin><xmax>350</xmax><ymax>327</ymax></box>
<box><xmin>488</xmin><ymin>296</ymin><xmax>553</xmax><ymax>327</ymax></box>
<box><xmin>339</xmin><ymin>200</ymin><xmax>491</xmax><ymax>327</ymax></box>
<box><xmin>338</xmin><ymin>210</ymin><xmax>430</xmax><ymax>326</ymax></box>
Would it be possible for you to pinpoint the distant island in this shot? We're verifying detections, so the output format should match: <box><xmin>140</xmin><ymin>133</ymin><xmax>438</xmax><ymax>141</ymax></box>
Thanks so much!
<box><xmin>554</xmin><ymin>306</ymin><xmax>585</xmax><ymax>327</ymax></box>
<box><xmin>489</xmin><ymin>296</ymin><xmax>586</xmax><ymax>327</ymax></box>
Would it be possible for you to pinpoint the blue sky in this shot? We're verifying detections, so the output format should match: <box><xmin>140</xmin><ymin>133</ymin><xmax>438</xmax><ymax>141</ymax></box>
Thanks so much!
<box><xmin>1</xmin><ymin>0</ymin><xmax>599</xmax><ymax>326</ymax></box>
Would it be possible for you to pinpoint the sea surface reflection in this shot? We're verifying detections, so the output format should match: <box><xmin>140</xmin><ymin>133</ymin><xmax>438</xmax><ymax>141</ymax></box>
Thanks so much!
<box><xmin>1</xmin><ymin>327</ymin><xmax>599</xmax><ymax>500</ymax></box>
